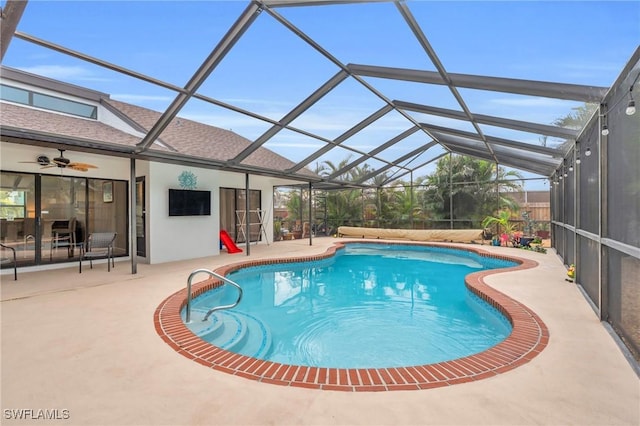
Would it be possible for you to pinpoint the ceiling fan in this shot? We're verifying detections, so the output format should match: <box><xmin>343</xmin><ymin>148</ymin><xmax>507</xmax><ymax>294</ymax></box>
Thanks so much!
<box><xmin>20</xmin><ymin>149</ymin><xmax>98</xmax><ymax>172</ymax></box>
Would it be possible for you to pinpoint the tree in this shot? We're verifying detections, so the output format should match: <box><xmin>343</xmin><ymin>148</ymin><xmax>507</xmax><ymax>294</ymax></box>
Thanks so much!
<box><xmin>553</xmin><ymin>103</ymin><xmax>597</xmax><ymax>151</ymax></box>
<box><xmin>553</xmin><ymin>104</ymin><xmax>597</xmax><ymax>129</ymax></box>
<box><xmin>418</xmin><ymin>155</ymin><xmax>523</xmax><ymax>228</ymax></box>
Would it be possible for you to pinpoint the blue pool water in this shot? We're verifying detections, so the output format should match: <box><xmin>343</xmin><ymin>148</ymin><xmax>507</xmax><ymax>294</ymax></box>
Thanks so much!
<box><xmin>184</xmin><ymin>244</ymin><xmax>517</xmax><ymax>368</ymax></box>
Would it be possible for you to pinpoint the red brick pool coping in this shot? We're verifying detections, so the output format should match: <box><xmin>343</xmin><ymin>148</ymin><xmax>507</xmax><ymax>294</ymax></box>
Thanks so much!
<box><xmin>154</xmin><ymin>241</ymin><xmax>548</xmax><ymax>392</ymax></box>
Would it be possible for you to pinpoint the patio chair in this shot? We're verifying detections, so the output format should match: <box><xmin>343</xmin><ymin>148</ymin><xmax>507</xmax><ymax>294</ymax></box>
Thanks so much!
<box><xmin>52</xmin><ymin>217</ymin><xmax>77</xmax><ymax>257</ymax></box>
<box><xmin>1</xmin><ymin>243</ymin><xmax>17</xmax><ymax>280</ymax></box>
<box><xmin>79</xmin><ymin>232</ymin><xmax>116</xmax><ymax>273</ymax></box>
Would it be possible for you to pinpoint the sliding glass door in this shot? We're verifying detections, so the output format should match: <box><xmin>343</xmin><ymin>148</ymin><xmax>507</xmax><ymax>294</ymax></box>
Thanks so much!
<box><xmin>220</xmin><ymin>187</ymin><xmax>261</xmax><ymax>243</ymax></box>
<box><xmin>41</xmin><ymin>175</ymin><xmax>86</xmax><ymax>262</ymax></box>
<box><xmin>0</xmin><ymin>171</ymin><xmax>128</xmax><ymax>268</ymax></box>
<box><xmin>0</xmin><ymin>172</ymin><xmax>37</xmax><ymax>264</ymax></box>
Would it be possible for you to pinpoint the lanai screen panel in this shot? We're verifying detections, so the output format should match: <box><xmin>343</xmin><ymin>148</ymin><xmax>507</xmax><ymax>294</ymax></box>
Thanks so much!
<box><xmin>339</xmin><ymin>109</ymin><xmax>415</xmax><ymax>155</ymax></box>
<box><xmin>276</xmin><ymin>2</ymin><xmax>434</xmax><ymax>71</ymax></box>
<box><xmin>256</xmin><ymin>129</ymin><xmax>325</xmax><ymax>164</ymax></box>
<box><xmin>175</xmin><ymin>97</ymin><xmax>275</xmax><ymax>142</ymax></box>
<box><xmin>286</xmin><ymin>77</ymin><xmax>389</xmax><ymax>142</ymax></box>
<box><xmin>2</xmin><ymin>0</ymin><xmax>638</xmax><ymax>189</ymax></box>
<box><xmin>459</xmin><ymin>88</ymin><xmax>592</xmax><ymax>133</ymax></box>
<box><xmin>578</xmin><ymin>124</ymin><xmax>600</xmax><ymax>235</ymax></box>
<box><xmin>360</xmin><ymin>77</ymin><xmax>462</xmax><ymax>113</ymax></box>
<box><xmin>195</xmin><ymin>8</ymin><xmax>341</xmax><ymax>124</ymax></box>
<box><xmin>606</xmin><ymin>63</ymin><xmax>640</xmax><ymax>248</ymax></box>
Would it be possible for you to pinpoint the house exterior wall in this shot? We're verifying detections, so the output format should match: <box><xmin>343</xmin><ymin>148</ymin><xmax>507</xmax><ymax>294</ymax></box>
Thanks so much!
<box><xmin>145</xmin><ymin>163</ymin><xmax>285</xmax><ymax>264</ymax></box>
<box><xmin>0</xmin><ymin>142</ymin><xmax>130</xmax><ymax>180</ymax></box>
<box><xmin>147</xmin><ymin>162</ymin><xmax>220</xmax><ymax>264</ymax></box>
<box><xmin>1</xmin><ymin>141</ymin><xmax>299</xmax><ymax>267</ymax></box>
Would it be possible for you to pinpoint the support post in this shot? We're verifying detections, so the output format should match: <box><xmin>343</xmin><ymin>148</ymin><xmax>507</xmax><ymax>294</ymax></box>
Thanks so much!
<box><xmin>449</xmin><ymin>152</ymin><xmax>453</xmax><ymax>229</ymax></box>
<box><xmin>245</xmin><ymin>173</ymin><xmax>250</xmax><ymax>256</ymax></box>
<box><xmin>308</xmin><ymin>182</ymin><xmax>313</xmax><ymax>245</ymax></box>
<box><xmin>130</xmin><ymin>158</ymin><xmax>137</xmax><ymax>274</ymax></box>
<box><xmin>410</xmin><ymin>171</ymin><xmax>414</xmax><ymax>229</ymax></box>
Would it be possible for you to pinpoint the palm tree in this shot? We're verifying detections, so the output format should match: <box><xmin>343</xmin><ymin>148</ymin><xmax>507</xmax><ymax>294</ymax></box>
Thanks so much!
<box><xmin>553</xmin><ymin>103</ymin><xmax>597</xmax><ymax>151</ymax></box>
<box><xmin>419</xmin><ymin>155</ymin><xmax>523</xmax><ymax>227</ymax></box>
<box><xmin>481</xmin><ymin>209</ymin><xmax>516</xmax><ymax>237</ymax></box>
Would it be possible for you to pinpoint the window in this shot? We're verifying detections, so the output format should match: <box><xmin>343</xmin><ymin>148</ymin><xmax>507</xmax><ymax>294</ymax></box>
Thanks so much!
<box><xmin>0</xmin><ymin>189</ymin><xmax>26</xmax><ymax>220</ymax></box>
<box><xmin>0</xmin><ymin>84</ymin><xmax>97</xmax><ymax>119</ymax></box>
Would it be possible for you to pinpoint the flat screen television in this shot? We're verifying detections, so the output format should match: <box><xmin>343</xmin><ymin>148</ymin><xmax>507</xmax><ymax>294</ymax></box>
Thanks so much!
<box><xmin>168</xmin><ymin>189</ymin><xmax>211</xmax><ymax>216</ymax></box>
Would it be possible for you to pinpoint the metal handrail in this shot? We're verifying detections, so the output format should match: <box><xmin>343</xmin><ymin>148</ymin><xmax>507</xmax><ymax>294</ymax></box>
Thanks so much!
<box><xmin>185</xmin><ymin>268</ymin><xmax>243</xmax><ymax>323</ymax></box>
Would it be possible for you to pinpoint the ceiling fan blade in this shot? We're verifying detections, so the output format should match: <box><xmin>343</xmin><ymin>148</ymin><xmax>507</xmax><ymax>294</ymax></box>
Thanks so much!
<box><xmin>20</xmin><ymin>152</ymin><xmax>97</xmax><ymax>172</ymax></box>
<box><xmin>69</xmin><ymin>162</ymin><xmax>98</xmax><ymax>169</ymax></box>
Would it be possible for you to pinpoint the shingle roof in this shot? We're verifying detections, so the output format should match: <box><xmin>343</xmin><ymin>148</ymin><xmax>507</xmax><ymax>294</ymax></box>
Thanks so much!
<box><xmin>0</xmin><ymin>92</ymin><xmax>317</xmax><ymax>180</ymax></box>
<box><xmin>0</xmin><ymin>102</ymin><xmax>144</xmax><ymax>148</ymax></box>
<box><xmin>104</xmin><ymin>99</ymin><xmax>317</xmax><ymax>178</ymax></box>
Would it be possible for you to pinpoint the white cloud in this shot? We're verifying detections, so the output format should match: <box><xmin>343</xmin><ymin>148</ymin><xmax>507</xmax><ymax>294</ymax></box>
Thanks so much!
<box><xmin>178</xmin><ymin>112</ymin><xmax>270</xmax><ymax>139</ymax></box>
<box><xmin>220</xmin><ymin>97</ymin><xmax>293</xmax><ymax>107</ymax></box>
<box><xmin>17</xmin><ymin>65</ymin><xmax>111</xmax><ymax>82</ymax></box>
<box><xmin>488</xmin><ymin>97</ymin><xmax>569</xmax><ymax>108</ymax></box>
<box><xmin>266</xmin><ymin>142</ymin><xmax>324</xmax><ymax>149</ymax></box>
<box><xmin>112</xmin><ymin>94</ymin><xmax>173</xmax><ymax>102</ymax></box>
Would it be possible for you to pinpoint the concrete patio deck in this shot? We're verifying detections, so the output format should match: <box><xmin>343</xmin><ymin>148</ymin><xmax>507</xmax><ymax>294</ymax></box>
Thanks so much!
<box><xmin>1</xmin><ymin>237</ymin><xmax>639</xmax><ymax>425</ymax></box>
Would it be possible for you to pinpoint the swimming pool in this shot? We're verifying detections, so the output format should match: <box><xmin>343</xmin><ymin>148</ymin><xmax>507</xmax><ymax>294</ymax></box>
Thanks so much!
<box><xmin>155</xmin><ymin>241</ymin><xmax>549</xmax><ymax>391</ymax></box>
<box><xmin>184</xmin><ymin>244</ymin><xmax>516</xmax><ymax>368</ymax></box>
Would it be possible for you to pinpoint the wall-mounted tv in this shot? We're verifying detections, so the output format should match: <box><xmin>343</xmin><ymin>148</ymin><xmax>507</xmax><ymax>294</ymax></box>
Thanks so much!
<box><xmin>168</xmin><ymin>189</ymin><xmax>211</xmax><ymax>216</ymax></box>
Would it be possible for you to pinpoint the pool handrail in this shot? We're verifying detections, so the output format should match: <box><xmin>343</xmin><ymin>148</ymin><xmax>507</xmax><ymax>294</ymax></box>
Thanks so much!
<box><xmin>185</xmin><ymin>268</ymin><xmax>243</xmax><ymax>323</ymax></box>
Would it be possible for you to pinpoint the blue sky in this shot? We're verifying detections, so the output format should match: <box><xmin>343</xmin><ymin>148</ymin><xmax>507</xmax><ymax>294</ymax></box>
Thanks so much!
<box><xmin>3</xmin><ymin>1</ymin><xmax>639</xmax><ymax>189</ymax></box>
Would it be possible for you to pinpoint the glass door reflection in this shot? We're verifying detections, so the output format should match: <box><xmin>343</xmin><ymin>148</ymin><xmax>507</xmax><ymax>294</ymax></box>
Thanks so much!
<box><xmin>40</xmin><ymin>175</ymin><xmax>86</xmax><ymax>263</ymax></box>
<box><xmin>0</xmin><ymin>172</ymin><xmax>36</xmax><ymax>265</ymax></box>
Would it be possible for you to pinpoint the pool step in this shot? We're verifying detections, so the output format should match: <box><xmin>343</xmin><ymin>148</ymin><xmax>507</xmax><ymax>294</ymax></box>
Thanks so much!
<box><xmin>184</xmin><ymin>309</ymin><xmax>272</xmax><ymax>359</ymax></box>
<box><xmin>234</xmin><ymin>311</ymin><xmax>272</xmax><ymax>360</ymax></box>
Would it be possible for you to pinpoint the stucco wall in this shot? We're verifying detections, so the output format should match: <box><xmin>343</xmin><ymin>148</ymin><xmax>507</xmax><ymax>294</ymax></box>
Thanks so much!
<box><xmin>146</xmin><ymin>163</ymin><xmax>283</xmax><ymax>264</ymax></box>
<box><xmin>2</xmin><ymin>142</ymin><xmax>303</xmax><ymax>267</ymax></box>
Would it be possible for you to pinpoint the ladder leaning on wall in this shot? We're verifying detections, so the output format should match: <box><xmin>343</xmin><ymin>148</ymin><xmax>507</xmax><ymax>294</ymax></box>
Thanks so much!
<box><xmin>235</xmin><ymin>209</ymin><xmax>269</xmax><ymax>246</ymax></box>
